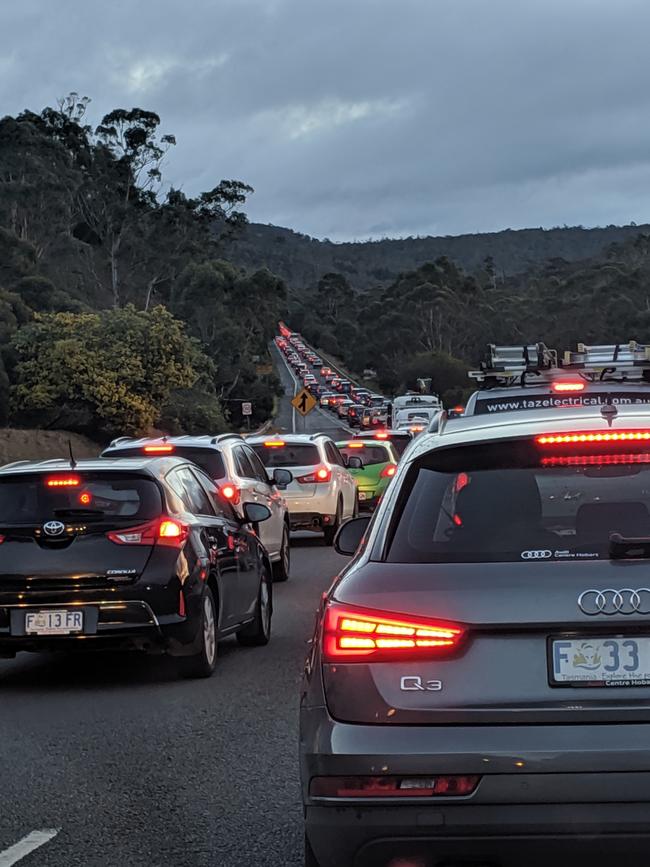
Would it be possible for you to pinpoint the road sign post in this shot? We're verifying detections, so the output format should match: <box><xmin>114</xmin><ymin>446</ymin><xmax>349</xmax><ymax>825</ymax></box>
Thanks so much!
<box><xmin>291</xmin><ymin>388</ymin><xmax>317</xmax><ymax>419</ymax></box>
<box><xmin>242</xmin><ymin>401</ymin><xmax>252</xmax><ymax>431</ymax></box>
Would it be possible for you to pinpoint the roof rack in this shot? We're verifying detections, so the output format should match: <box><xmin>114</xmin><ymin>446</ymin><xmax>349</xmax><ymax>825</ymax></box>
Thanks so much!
<box><xmin>108</xmin><ymin>436</ymin><xmax>133</xmax><ymax>448</ymax></box>
<box><xmin>469</xmin><ymin>340</ymin><xmax>650</xmax><ymax>389</ymax></box>
<box><xmin>210</xmin><ymin>433</ymin><xmax>243</xmax><ymax>444</ymax></box>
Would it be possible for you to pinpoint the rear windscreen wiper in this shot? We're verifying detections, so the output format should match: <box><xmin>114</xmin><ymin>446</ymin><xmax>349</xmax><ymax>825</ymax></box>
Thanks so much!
<box><xmin>609</xmin><ymin>533</ymin><xmax>650</xmax><ymax>560</ymax></box>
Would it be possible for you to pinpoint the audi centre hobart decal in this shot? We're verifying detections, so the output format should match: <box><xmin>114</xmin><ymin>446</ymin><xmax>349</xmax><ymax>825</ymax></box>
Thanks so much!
<box><xmin>521</xmin><ymin>549</ymin><xmax>599</xmax><ymax>561</ymax></box>
<box><xmin>578</xmin><ymin>588</ymin><xmax>650</xmax><ymax>616</ymax></box>
<box><xmin>476</xmin><ymin>391</ymin><xmax>650</xmax><ymax>415</ymax></box>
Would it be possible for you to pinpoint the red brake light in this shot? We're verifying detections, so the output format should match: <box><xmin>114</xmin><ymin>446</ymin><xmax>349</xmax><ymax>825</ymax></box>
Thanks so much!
<box><xmin>552</xmin><ymin>381</ymin><xmax>585</xmax><ymax>393</ymax></box>
<box><xmin>79</xmin><ymin>492</ymin><xmax>92</xmax><ymax>505</ymax></box>
<box><xmin>107</xmin><ymin>517</ymin><xmax>188</xmax><ymax>547</ymax></box>
<box><xmin>310</xmin><ymin>774</ymin><xmax>479</xmax><ymax>799</ymax></box>
<box><xmin>297</xmin><ymin>466</ymin><xmax>332</xmax><ymax>484</ymax></box>
<box><xmin>220</xmin><ymin>483</ymin><xmax>241</xmax><ymax>505</ymax></box>
<box><xmin>143</xmin><ymin>444</ymin><xmax>174</xmax><ymax>453</ymax></box>
<box><xmin>46</xmin><ymin>476</ymin><xmax>80</xmax><ymax>487</ymax></box>
<box><xmin>374</xmin><ymin>431</ymin><xmax>389</xmax><ymax>440</ymax></box>
<box><xmin>0</xmin><ymin>535</ymin><xmax>5</xmax><ymax>544</ymax></box>
<box><xmin>542</xmin><ymin>453</ymin><xmax>650</xmax><ymax>467</ymax></box>
<box><xmin>264</xmin><ymin>440</ymin><xmax>286</xmax><ymax>447</ymax></box>
<box><xmin>380</xmin><ymin>463</ymin><xmax>397</xmax><ymax>478</ymax></box>
<box><xmin>347</xmin><ymin>442</ymin><xmax>364</xmax><ymax>448</ymax></box>
<box><xmin>537</xmin><ymin>430</ymin><xmax>650</xmax><ymax>445</ymax></box>
<box><xmin>323</xmin><ymin>602</ymin><xmax>465</xmax><ymax>662</ymax></box>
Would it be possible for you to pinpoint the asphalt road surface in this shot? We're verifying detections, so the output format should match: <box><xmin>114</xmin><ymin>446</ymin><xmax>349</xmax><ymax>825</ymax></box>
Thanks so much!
<box><xmin>0</xmin><ymin>537</ymin><xmax>349</xmax><ymax>867</ymax></box>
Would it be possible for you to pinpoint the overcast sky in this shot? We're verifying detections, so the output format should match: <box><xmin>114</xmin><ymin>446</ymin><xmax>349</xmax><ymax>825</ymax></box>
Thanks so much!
<box><xmin>2</xmin><ymin>0</ymin><xmax>650</xmax><ymax>241</ymax></box>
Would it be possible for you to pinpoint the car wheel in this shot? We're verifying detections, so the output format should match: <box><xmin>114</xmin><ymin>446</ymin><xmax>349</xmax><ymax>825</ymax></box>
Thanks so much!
<box><xmin>237</xmin><ymin>567</ymin><xmax>272</xmax><ymax>647</ymax></box>
<box><xmin>272</xmin><ymin>524</ymin><xmax>291</xmax><ymax>582</ymax></box>
<box><xmin>323</xmin><ymin>498</ymin><xmax>341</xmax><ymax>546</ymax></box>
<box><xmin>179</xmin><ymin>586</ymin><xmax>218</xmax><ymax>679</ymax></box>
<box><xmin>304</xmin><ymin>834</ymin><xmax>321</xmax><ymax>867</ymax></box>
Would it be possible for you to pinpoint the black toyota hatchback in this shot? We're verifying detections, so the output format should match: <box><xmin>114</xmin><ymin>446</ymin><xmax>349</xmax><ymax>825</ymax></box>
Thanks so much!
<box><xmin>0</xmin><ymin>456</ymin><xmax>274</xmax><ymax>677</ymax></box>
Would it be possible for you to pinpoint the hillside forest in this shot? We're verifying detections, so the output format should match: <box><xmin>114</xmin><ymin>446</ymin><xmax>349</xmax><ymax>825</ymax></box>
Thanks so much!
<box><xmin>2</xmin><ymin>95</ymin><xmax>650</xmax><ymax>435</ymax></box>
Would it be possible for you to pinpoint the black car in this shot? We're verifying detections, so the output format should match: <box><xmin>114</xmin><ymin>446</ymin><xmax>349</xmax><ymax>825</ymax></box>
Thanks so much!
<box><xmin>0</xmin><ymin>457</ymin><xmax>274</xmax><ymax>678</ymax></box>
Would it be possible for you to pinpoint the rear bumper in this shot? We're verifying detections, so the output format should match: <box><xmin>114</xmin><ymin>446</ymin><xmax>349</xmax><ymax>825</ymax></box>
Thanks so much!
<box><xmin>289</xmin><ymin>512</ymin><xmax>336</xmax><ymax>531</ymax></box>
<box><xmin>301</xmin><ymin>706</ymin><xmax>650</xmax><ymax>866</ymax></box>
<box><xmin>306</xmin><ymin>803</ymin><xmax>650</xmax><ymax>867</ymax></box>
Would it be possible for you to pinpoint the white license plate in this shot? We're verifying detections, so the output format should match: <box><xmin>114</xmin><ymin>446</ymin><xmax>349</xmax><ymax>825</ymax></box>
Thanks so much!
<box><xmin>551</xmin><ymin>636</ymin><xmax>650</xmax><ymax>686</ymax></box>
<box><xmin>25</xmin><ymin>610</ymin><xmax>84</xmax><ymax>636</ymax></box>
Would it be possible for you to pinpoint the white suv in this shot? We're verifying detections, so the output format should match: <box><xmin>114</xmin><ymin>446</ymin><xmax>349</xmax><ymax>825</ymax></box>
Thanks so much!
<box><xmin>248</xmin><ymin>434</ymin><xmax>358</xmax><ymax>545</ymax></box>
<box><xmin>101</xmin><ymin>434</ymin><xmax>292</xmax><ymax>581</ymax></box>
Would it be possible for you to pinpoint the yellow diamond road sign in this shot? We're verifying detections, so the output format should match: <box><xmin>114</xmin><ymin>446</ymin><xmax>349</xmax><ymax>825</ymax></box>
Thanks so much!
<box><xmin>292</xmin><ymin>387</ymin><xmax>317</xmax><ymax>417</ymax></box>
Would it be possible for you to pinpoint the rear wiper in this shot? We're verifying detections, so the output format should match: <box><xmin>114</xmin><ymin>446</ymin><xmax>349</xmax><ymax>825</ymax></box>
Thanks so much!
<box><xmin>609</xmin><ymin>533</ymin><xmax>650</xmax><ymax>560</ymax></box>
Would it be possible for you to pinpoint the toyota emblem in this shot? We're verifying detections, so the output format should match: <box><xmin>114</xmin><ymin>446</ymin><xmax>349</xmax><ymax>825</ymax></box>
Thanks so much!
<box><xmin>578</xmin><ymin>588</ymin><xmax>650</xmax><ymax>616</ymax></box>
<box><xmin>43</xmin><ymin>520</ymin><xmax>65</xmax><ymax>537</ymax></box>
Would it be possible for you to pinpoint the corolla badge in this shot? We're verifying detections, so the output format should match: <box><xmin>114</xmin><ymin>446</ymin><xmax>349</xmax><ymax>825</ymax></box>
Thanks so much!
<box><xmin>43</xmin><ymin>520</ymin><xmax>65</xmax><ymax>537</ymax></box>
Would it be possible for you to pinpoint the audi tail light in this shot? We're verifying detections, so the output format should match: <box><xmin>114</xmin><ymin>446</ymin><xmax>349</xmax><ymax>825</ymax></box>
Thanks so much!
<box><xmin>297</xmin><ymin>466</ymin><xmax>332</xmax><ymax>484</ymax></box>
<box><xmin>537</xmin><ymin>431</ymin><xmax>650</xmax><ymax>445</ymax></box>
<box><xmin>107</xmin><ymin>517</ymin><xmax>189</xmax><ymax>548</ymax></box>
<box><xmin>551</xmin><ymin>380</ymin><xmax>585</xmax><ymax>393</ymax></box>
<box><xmin>323</xmin><ymin>602</ymin><xmax>466</xmax><ymax>662</ymax></box>
<box><xmin>380</xmin><ymin>463</ymin><xmax>397</xmax><ymax>478</ymax></box>
<box><xmin>310</xmin><ymin>775</ymin><xmax>479</xmax><ymax>799</ymax></box>
<box><xmin>46</xmin><ymin>476</ymin><xmax>80</xmax><ymax>487</ymax></box>
<box><xmin>220</xmin><ymin>483</ymin><xmax>240</xmax><ymax>505</ymax></box>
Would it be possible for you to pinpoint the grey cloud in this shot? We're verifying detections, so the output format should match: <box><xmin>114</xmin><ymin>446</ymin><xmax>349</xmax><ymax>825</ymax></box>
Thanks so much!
<box><xmin>2</xmin><ymin>0</ymin><xmax>650</xmax><ymax>240</ymax></box>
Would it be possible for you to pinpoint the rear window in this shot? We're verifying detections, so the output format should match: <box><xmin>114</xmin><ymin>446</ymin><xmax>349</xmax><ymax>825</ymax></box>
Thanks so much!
<box><xmin>338</xmin><ymin>445</ymin><xmax>391</xmax><ymax>465</ymax></box>
<box><xmin>251</xmin><ymin>443</ymin><xmax>320</xmax><ymax>468</ymax></box>
<box><xmin>388</xmin><ymin>435</ymin><xmax>411</xmax><ymax>458</ymax></box>
<box><xmin>0</xmin><ymin>473</ymin><xmax>162</xmax><ymax>525</ymax></box>
<box><xmin>386</xmin><ymin>441</ymin><xmax>650</xmax><ymax>563</ymax></box>
<box><xmin>108</xmin><ymin>447</ymin><xmax>226</xmax><ymax>480</ymax></box>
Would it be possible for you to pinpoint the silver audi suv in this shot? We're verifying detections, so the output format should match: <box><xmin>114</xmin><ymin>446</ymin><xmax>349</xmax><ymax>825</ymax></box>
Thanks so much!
<box><xmin>300</xmin><ymin>402</ymin><xmax>650</xmax><ymax>867</ymax></box>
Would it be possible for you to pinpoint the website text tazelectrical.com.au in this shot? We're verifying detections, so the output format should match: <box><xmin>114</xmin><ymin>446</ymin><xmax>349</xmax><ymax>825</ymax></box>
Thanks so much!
<box><xmin>478</xmin><ymin>394</ymin><xmax>650</xmax><ymax>414</ymax></box>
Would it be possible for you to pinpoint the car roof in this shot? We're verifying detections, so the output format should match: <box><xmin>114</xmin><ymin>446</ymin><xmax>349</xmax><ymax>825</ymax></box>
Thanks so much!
<box><xmin>406</xmin><ymin>403</ymin><xmax>650</xmax><ymax>462</ymax></box>
<box><xmin>103</xmin><ymin>434</ymin><xmax>243</xmax><ymax>452</ymax></box>
<box><xmin>0</xmin><ymin>456</ymin><xmax>189</xmax><ymax>478</ymax></box>
<box><xmin>246</xmin><ymin>433</ymin><xmax>331</xmax><ymax>444</ymax></box>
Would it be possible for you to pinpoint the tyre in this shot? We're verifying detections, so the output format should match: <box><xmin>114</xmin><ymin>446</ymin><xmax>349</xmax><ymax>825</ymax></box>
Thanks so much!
<box><xmin>272</xmin><ymin>523</ymin><xmax>291</xmax><ymax>582</ymax></box>
<box><xmin>237</xmin><ymin>567</ymin><xmax>272</xmax><ymax>647</ymax></box>
<box><xmin>179</xmin><ymin>586</ymin><xmax>218</xmax><ymax>679</ymax></box>
<box><xmin>304</xmin><ymin>834</ymin><xmax>321</xmax><ymax>867</ymax></box>
<box><xmin>323</xmin><ymin>498</ymin><xmax>342</xmax><ymax>546</ymax></box>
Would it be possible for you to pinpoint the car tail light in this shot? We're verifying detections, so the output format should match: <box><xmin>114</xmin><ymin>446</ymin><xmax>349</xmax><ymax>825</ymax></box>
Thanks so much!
<box><xmin>220</xmin><ymin>483</ymin><xmax>241</xmax><ymax>505</ymax></box>
<box><xmin>297</xmin><ymin>466</ymin><xmax>332</xmax><ymax>484</ymax></box>
<box><xmin>380</xmin><ymin>463</ymin><xmax>397</xmax><ymax>478</ymax></box>
<box><xmin>0</xmin><ymin>535</ymin><xmax>5</xmax><ymax>544</ymax></box>
<box><xmin>374</xmin><ymin>431</ymin><xmax>389</xmax><ymax>440</ymax></box>
<box><xmin>264</xmin><ymin>440</ymin><xmax>286</xmax><ymax>447</ymax></box>
<box><xmin>143</xmin><ymin>444</ymin><xmax>174</xmax><ymax>453</ymax></box>
<box><xmin>79</xmin><ymin>492</ymin><xmax>92</xmax><ymax>505</ymax></box>
<box><xmin>323</xmin><ymin>602</ymin><xmax>466</xmax><ymax>662</ymax></box>
<box><xmin>107</xmin><ymin>517</ymin><xmax>189</xmax><ymax>547</ymax></box>
<box><xmin>347</xmin><ymin>442</ymin><xmax>364</xmax><ymax>448</ymax></box>
<box><xmin>537</xmin><ymin>430</ymin><xmax>650</xmax><ymax>445</ymax></box>
<box><xmin>552</xmin><ymin>380</ymin><xmax>585</xmax><ymax>393</ymax></box>
<box><xmin>542</xmin><ymin>453</ymin><xmax>650</xmax><ymax>467</ymax></box>
<box><xmin>310</xmin><ymin>775</ymin><xmax>479</xmax><ymax>799</ymax></box>
<box><xmin>46</xmin><ymin>476</ymin><xmax>80</xmax><ymax>487</ymax></box>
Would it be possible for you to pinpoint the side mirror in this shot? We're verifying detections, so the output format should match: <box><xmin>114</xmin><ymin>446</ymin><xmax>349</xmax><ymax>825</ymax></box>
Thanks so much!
<box><xmin>272</xmin><ymin>468</ymin><xmax>293</xmax><ymax>489</ymax></box>
<box><xmin>347</xmin><ymin>456</ymin><xmax>363</xmax><ymax>470</ymax></box>
<box><xmin>334</xmin><ymin>516</ymin><xmax>371</xmax><ymax>556</ymax></box>
<box><xmin>242</xmin><ymin>502</ymin><xmax>272</xmax><ymax>524</ymax></box>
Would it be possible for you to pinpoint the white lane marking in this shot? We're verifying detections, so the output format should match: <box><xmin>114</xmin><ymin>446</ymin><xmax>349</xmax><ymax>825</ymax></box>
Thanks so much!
<box><xmin>0</xmin><ymin>829</ymin><xmax>59</xmax><ymax>866</ymax></box>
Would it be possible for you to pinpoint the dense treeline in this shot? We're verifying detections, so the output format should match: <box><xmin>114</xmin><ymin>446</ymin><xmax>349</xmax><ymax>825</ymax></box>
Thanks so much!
<box><xmin>0</xmin><ymin>94</ymin><xmax>286</xmax><ymax>438</ymax></box>
<box><xmin>290</xmin><ymin>237</ymin><xmax>650</xmax><ymax>405</ymax></box>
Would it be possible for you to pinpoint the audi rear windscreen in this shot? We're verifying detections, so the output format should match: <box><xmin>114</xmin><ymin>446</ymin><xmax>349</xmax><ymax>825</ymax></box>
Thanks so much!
<box><xmin>386</xmin><ymin>441</ymin><xmax>650</xmax><ymax>563</ymax></box>
<box><xmin>0</xmin><ymin>473</ymin><xmax>162</xmax><ymax>525</ymax></box>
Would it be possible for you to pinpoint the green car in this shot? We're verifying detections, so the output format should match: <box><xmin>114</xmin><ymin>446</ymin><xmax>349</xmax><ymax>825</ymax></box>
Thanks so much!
<box><xmin>336</xmin><ymin>439</ymin><xmax>399</xmax><ymax>511</ymax></box>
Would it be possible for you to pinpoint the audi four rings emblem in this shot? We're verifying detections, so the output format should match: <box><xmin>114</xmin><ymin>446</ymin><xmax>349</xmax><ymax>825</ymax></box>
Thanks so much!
<box><xmin>578</xmin><ymin>588</ymin><xmax>650</xmax><ymax>616</ymax></box>
<box><xmin>520</xmin><ymin>550</ymin><xmax>552</xmax><ymax>560</ymax></box>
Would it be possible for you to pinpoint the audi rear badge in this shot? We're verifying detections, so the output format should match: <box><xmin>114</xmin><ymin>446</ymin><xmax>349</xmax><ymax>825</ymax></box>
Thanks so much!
<box><xmin>578</xmin><ymin>588</ymin><xmax>650</xmax><ymax>616</ymax></box>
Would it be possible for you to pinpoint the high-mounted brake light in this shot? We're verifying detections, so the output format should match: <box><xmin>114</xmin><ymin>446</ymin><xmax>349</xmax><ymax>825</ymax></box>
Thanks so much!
<box><xmin>46</xmin><ymin>476</ymin><xmax>80</xmax><ymax>487</ymax></box>
<box><xmin>310</xmin><ymin>774</ymin><xmax>479</xmax><ymax>799</ymax></box>
<box><xmin>542</xmin><ymin>453</ymin><xmax>650</xmax><ymax>467</ymax></box>
<box><xmin>552</xmin><ymin>381</ymin><xmax>585</xmax><ymax>393</ymax></box>
<box><xmin>323</xmin><ymin>602</ymin><xmax>465</xmax><ymax>662</ymax></box>
<box><xmin>380</xmin><ymin>463</ymin><xmax>397</xmax><ymax>478</ymax></box>
<box><xmin>220</xmin><ymin>483</ymin><xmax>241</xmax><ymax>505</ymax></box>
<box><xmin>107</xmin><ymin>517</ymin><xmax>188</xmax><ymax>547</ymax></box>
<box><xmin>374</xmin><ymin>431</ymin><xmax>389</xmax><ymax>440</ymax></box>
<box><xmin>537</xmin><ymin>431</ymin><xmax>650</xmax><ymax>445</ymax></box>
<box><xmin>347</xmin><ymin>442</ymin><xmax>364</xmax><ymax>448</ymax></box>
<box><xmin>264</xmin><ymin>440</ymin><xmax>286</xmax><ymax>447</ymax></box>
<box><xmin>143</xmin><ymin>444</ymin><xmax>174</xmax><ymax>454</ymax></box>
